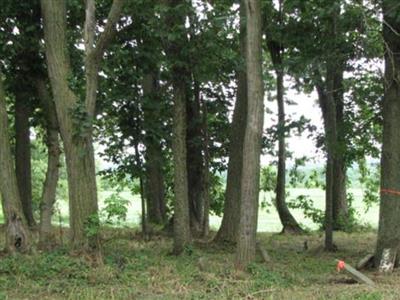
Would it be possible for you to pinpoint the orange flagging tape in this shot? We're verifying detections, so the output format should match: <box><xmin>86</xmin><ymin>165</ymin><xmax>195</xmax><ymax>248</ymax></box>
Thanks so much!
<box><xmin>337</xmin><ymin>260</ymin><xmax>345</xmax><ymax>272</ymax></box>
<box><xmin>381</xmin><ymin>188</ymin><xmax>400</xmax><ymax>196</ymax></box>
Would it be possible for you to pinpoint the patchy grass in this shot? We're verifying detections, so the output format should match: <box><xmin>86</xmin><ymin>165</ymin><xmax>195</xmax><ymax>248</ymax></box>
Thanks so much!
<box><xmin>0</xmin><ymin>228</ymin><xmax>399</xmax><ymax>299</ymax></box>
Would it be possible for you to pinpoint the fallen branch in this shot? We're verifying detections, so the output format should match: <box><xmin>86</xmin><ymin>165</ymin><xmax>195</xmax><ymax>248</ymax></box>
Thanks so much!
<box><xmin>336</xmin><ymin>259</ymin><xmax>375</xmax><ymax>286</ymax></box>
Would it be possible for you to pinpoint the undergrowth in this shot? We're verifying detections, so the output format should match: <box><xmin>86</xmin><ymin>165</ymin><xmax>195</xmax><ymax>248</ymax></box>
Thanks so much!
<box><xmin>0</xmin><ymin>229</ymin><xmax>398</xmax><ymax>299</ymax></box>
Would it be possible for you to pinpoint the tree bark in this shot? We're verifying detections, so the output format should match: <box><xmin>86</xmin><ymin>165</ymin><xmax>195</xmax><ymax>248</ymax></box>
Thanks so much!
<box><xmin>41</xmin><ymin>0</ymin><xmax>123</xmax><ymax>252</ymax></box>
<box><xmin>201</xmin><ymin>94</ymin><xmax>210</xmax><ymax>238</ymax></box>
<box><xmin>15</xmin><ymin>93</ymin><xmax>35</xmax><ymax>227</ymax></box>
<box><xmin>375</xmin><ymin>0</ymin><xmax>400</xmax><ymax>266</ymax></box>
<box><xmin>332</xmin><ymin>70</ymin><xmax>348</xmax><ymax>230</ymax></box>
<box><xmin>142</xmin><ymin>73</ymin><xmax>167</xmax><ymax>225</ymax></box>
<box><xmin>316</xmin><ymin>73</ymin><xmax>337</xmax><ymax>251</ymax></box>
<box><xmin>236</xmin><ymin>0</ymin><xmax>264</xmax><ymax>269</ymax></box>
<box><xmin>35</xmin><ymin>78</ymin><xmax>61</xmax><ymax>250</ymax></box>
<box><xmin>164</xmin><ymin>0</ymin><xmax>192</xmax><ymax>255</ymax></box>
<box><xmin>0</xmin><ymin>72</ymin><xmax>31</xmax><ymax>253</ymax></box>
<box><xmin>187</xmin><ymin>81</ymin><xmax>205</xmax><ymax>235</ymax></box>
<box><xmin>214</xmin><ymin>3</ymin><xmax>247</xmax><ymax>245</ymax></box>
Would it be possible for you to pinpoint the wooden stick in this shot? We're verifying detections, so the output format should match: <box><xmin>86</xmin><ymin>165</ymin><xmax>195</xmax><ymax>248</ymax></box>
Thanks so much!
<box><xmin>336</xmin><ymin>259</ymin><xmax>375</xmax><ymax>286</ymax></box>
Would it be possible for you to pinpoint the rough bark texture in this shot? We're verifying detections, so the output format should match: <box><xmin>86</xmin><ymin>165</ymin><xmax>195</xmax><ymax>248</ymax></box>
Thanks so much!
<box><xmin>35</xmin><ymin>78</ymin><xmax>61</xmax><ymax>250</ymax></box>
<box><xmin>41</xmin><ymin>0</ymin><xmax>123</xmax><ymax>252</ymax></box>
<box><xmin>165</xmin><ymin>0</ymin><xmax>191</xmax><ymax>255</ymax></box>
<box><xmin>142</xmin><ymin>73</ymin><xmax>166</xmax><ymax>225</ymax></box>
<box><xmin>332</xmin><ymin>70</ymin><xmax>348</xmax><ymax>230</ymax></box>
<box><xmin>236</xmin><ymin>0</ymin><xmax>264</xmax><ymax>269</ymax></box>
<box><xmin>316</xmin><ymin>72</ymin><xmax>337</xmax><ymax>251</ymax></box>
<box><xmin>0</xmin><ymin>73</ymin><xmax>31</xmax><ymax>253</ymax></box>
<box><xmin>375</xmin><ymin>0</ymin><xmax>400</xmax><ymax>266</ymax></box>
<box><xmin>187</xmin><ymin>82</ymin><xmax>205</xmax><ymax>234</ymax></box>
<box><xmin>214</xmin><ymin>4</ymin><xmax>247</xmax><ymax>245</ymax></box>
<box><xmin>15</xmin><ymin>93</ymin><xmax>35</xmax><ymax>227</ymax></box>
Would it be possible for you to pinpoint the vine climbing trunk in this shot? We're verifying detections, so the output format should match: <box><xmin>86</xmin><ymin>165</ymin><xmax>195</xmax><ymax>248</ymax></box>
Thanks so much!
<box><xmin>0</xmin><ymin>72</ymin><xmax>31</xmax><ymax>253</ymax></box>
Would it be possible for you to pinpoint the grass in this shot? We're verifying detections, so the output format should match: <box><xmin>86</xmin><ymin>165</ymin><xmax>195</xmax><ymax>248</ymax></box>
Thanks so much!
<box><xmin>1</xmin><ymin>227</ymin><xmax>399</xmax><ymax>299</ymax></box>
<box><xmin>47</xmin><ymin>187</ymin><xmax>379</xmax><ymax>232</ymax></box>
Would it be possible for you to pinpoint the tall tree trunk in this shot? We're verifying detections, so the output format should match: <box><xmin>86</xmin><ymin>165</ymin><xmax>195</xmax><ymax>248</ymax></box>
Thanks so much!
<box><xmin>187</xmin><ymin>81</ymin><xmax>204</xmax><ymax>235</ymax></box>
<box><xmin>332</xmin><ymin>69</ymin><xmax>348</xmax><ymax>230</ymax></box>
<box><xmin>15</xmin><ymin>93</ymin><xmax>35</xmax><ymax>227</ymax></box>
<box><xmin>236</xmin><ymin>0</ymin><xmax>264</xmax><ymax>269</ymax></box>
<box><xmin>375</xmin><ymin>0</ymin><xmax>400</xmax><ymax>266</ymax></box>
<box><xmin>275</xmin><ymin>69</ymin><xmax>303</xmax><ymax>234</ymax></box>
<box><xmin>0</xmin><ymin>72</ymin><xmax>31</xmax><ymax>252</ymax></box>
<box><xmin>316</xmin><ymin>73</ymin><xmax>337</xmax><ymax>251</ymax></box>
<box><xmin>266</xmin><ymin>19</ymin><xmax>303</xmax><ymax>233</ymax></box>
<box><xmin>35</xmin><ymin>78</ymin><xmax>61</xmax><ymax>250</ymax></box>
<box><xmin>142</xmin><ymin>73</ymin><xmax>166</xmax><ymax>225</ymax></box>
<box><xmin>214</xmin><ymin>3</ymin><xmax>247</xmax><ymax>245</ymax></box>
<box><xmin>164</xmin><ymin>0</ymin><xmax>191</xmax><ymax>255</ymax></box>
<box><xmin>201</xmin><ymin>95</ymin><xmax>210</xmax><ymax>238</ymax></box>
<box><xmin>41</xmin><ymin>0</ymin><xmax>123</xmax><ymax>252</ymax></box>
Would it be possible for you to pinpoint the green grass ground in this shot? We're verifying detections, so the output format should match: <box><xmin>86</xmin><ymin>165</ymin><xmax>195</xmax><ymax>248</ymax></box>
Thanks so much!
<box><xmin>0</xmin><ymin>229</ymin><xmax>397</xmax><ymax>300</ymax></box>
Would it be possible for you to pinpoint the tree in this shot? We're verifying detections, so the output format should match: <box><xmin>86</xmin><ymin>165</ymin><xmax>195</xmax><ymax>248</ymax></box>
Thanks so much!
<box><xmin>35</xmin><ymin>78</ymin><xmax>61</xmax><ymax>250</ymax></box>
<box><xmin>264</xmin><ymin>0</ymin><xmax>303</xmax><ymax>234</ymax></box>
<box><xmin>15</xmin><ymin>91</ymin><xmax>35</xmax><ymax>227</ymax></box>
<box><xmin>214</xmin><ymin>2</ymin><xmax>247</xmax><ymax>244</ymax></box>
<box><xmin>236</xmin><ymin>0</ymin><xmax>264</xmax><ymax>269</ymax></box>
<box><xmin>40</xmin><ymin>0</ymin><xmax>124</xmax><ymax>251</ymax></box>
<box><xmin>0</xmin><ymin>71</ymin><xmax>31</xmax><ymax>252</ymax></box>
<box><xmin>375</xmin><ymin>0</ymin><xmax>400</xmax><ymax>266</ymax></box>
<box><xmin>164</xmin><ymin>0</ymin><xmax>192</xmax><ymax>254</ymax></box>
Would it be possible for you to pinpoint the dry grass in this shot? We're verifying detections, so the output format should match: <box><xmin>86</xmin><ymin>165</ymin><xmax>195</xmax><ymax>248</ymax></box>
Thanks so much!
<box><xmin>0</xmin><ymin>228</ymin><xmax>399</xmax><ymax>299</ymax></box>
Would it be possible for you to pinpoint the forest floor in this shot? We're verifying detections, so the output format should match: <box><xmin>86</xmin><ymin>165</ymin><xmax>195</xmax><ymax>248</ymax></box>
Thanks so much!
<box><xmin>0</xmin><ymin>228</ymin><xmax>399</xmax><ymax>300</ymax></box>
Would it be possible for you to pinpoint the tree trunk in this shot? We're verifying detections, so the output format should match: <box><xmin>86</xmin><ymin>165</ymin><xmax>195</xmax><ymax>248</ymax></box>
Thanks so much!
<box><xmin>164</xmin><ymin>0</ymin><xmax>191</xmax><ymax>255</ymax></box>
<box><xmin>201</xmin><ymin>95</ymin><xmax>210</xmax><ymax>238</ymax></box>
<box><xmin>15</xmin><ymin>93</ymin><xmax>35</xmax><ymax>227</ymax></box>
<box><xmin>0</xmin><ymin>73</ymin><xmax>31</xmax><ymax>253</ymax></box>
<box><xmin>172</xmin><ymin>83</ymin><xmax>191</xmax><ymax>254</ymax></box>
<box><xmin>214</xmin><ymin>3</ymin><xmax>247</xmax><ymax>245</ymax></box>
<box><xmin>316</xmin><ymin>74</ymin><xmax>337</xmax><ymax>251</ymax></box>
<box><xmin>187</xmin><ymin>81</ymin><xmax>205</xmax><ymax>235</ymax></box>
<box><xmin>375</xmin><ymin>0</ymin><xmax>400</xmax><ymax>266</ymax></box>
<box><xmin>35</xmin><ymin>78</ymin><xmax>61</xmax><ymax>250</ymax></box>
<box><xmin>142</xmin><ymin>73</ymin><xmax>166</xmax><ymax>225</ymax></box>
<box><xmin>275</xmin><ymin>69</ymin><xmax>303</xmax><ymax>234</ymax></box>
<box><xmin>332</xmin><ymin>70</ymin><xmax>348</xmax><ymax>230</ymax></box>
<box><xmin>236</xmin><ymin>0</ymin><xmax>264</xmax><ymax>269</ymax></box>
<box><xmin>266</xmin><ymin>25</ymin><xmax>303</xmax><ymax>233</ymax></box>
<box><xmin>41</xmin><ymin>0</ymin><xmax>123</xmax><ymax>253</ymax></box>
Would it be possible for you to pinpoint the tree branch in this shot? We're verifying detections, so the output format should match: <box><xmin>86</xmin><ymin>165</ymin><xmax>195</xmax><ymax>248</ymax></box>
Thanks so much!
<box><xmin>84</xmin><ymin>0</ymin><xmax>96</xmax><ymax>55</ymax></box>
<box><xmin>93</xmin><ymin>0</ymin><xmax>125</xmax><ymax>61</ymax></box>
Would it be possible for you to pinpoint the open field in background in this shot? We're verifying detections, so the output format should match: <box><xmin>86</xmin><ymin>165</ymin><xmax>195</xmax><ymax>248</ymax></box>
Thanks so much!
<box><xmin>0</xmin><ymin>188</ymin><xmax>380</xmax><ymax>231</ymax></box>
